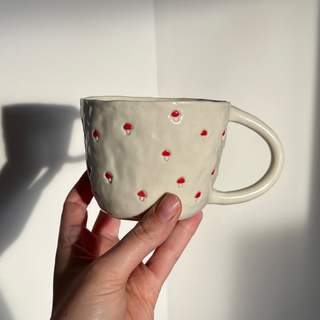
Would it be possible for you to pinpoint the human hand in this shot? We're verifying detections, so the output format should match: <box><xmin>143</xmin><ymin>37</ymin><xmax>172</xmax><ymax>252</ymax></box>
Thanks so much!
<box><xmin>50</xmin><ymin>172</ymin><xmax>203</xmax><ymax>320</ymax></box>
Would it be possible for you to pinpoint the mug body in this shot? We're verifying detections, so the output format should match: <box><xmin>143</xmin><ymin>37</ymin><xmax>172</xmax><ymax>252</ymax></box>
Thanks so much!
<box><xmin>81</xmin><ymin>97</ymin><xmax>229</xmax><ymax>220</ymax></box>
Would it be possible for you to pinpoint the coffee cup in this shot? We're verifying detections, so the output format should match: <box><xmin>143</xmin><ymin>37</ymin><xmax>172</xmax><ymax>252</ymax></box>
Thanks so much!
<box><xmin>81</xmin><ymin>96</ymin><xmax>284</xmax><ymax>220</ymax></box>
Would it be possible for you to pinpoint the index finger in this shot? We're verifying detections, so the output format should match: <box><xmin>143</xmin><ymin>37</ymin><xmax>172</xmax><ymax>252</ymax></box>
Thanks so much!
<box><xmin>60</xmin><ymin>171</ymin><xmax>93</xmax><ymax>232</ymax></box>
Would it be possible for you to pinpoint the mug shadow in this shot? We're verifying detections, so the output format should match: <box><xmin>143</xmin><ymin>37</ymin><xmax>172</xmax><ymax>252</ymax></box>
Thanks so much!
<box><xmin>0</xmin><ymin>103</ymin><xmax>83</xmax><ymax>320</ymax></box>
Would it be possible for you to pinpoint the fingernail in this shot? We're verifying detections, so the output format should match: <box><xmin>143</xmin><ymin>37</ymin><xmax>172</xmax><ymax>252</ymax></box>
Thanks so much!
<box><xmin>155</xmin><ymin>194</ymin><xmax>180</xmax><ymax>221</ymax></box>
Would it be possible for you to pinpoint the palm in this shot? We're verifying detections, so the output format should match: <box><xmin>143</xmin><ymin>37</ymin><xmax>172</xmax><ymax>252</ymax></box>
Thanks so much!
<box><xmin>81</xmin><ymin>227</ymin><xmax>159</xmax><ymax>319</ymax></box>
<box><xmin>125</xmin><ymin>264</ymin><xmax>159</xmax><ymax>320</ymax></box>
<box><xmin>55</xmin><ymin>219</ymin><xmax>158</xmax><ymax>319</ymax></box>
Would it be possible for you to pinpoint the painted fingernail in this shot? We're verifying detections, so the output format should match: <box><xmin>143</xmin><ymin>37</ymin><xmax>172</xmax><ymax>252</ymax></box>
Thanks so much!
<box><xmin>155</xmin><ymin>194</ymin><xmax>180</xmax><ymax>221</ymax></box>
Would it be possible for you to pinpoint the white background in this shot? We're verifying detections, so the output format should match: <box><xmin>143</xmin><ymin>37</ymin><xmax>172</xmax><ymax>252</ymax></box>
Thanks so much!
<box><xmin>0</xmin><ymin>0</ymin><xmax>319</xmax><ymax>319</ymax></box>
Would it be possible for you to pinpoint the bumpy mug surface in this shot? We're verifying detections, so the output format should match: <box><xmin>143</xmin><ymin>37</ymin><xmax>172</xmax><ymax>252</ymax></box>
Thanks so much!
<box><xmin>81</xmin><ymin>96</ymin><xmax>284</xmax><ymax>220</ymax></box>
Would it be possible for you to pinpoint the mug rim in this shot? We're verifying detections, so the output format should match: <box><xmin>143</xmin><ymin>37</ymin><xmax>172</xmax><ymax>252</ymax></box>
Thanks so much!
<box><xmin>82</xmin><ymin>96</ymin><xmax>228</xmax><ymax>103</ymax></box>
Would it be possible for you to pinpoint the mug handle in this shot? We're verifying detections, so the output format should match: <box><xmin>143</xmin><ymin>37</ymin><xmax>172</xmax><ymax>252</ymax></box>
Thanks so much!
<box><xmin>209</xmin><ymin>105</ymin><xmax>284</xmax><ymax>204</ymax></box>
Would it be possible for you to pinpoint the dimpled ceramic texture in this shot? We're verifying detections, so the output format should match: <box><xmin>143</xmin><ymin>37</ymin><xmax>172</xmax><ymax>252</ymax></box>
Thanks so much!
<box><xmin>81</xmin><ymin>97</ymin><xmax>284</xmax><ymax>220</ymax></box>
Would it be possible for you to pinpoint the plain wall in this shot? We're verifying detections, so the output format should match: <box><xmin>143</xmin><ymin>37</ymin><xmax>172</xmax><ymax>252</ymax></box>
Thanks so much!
<box><xmin>0</xmin><ymin>0</ymin><xmax>319</xmax><ymax>319</ymax></box>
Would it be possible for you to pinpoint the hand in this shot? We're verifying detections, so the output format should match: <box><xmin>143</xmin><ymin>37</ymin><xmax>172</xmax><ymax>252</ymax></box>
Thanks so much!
<box><xmin>51</xmin><ymin>172</ymin><xmax>203</xmax><ymax>320</ymax></box>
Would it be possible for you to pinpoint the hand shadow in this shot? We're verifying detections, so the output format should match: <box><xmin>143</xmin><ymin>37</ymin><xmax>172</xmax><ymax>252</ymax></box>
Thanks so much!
<box><xmin>0</xmin><ymin>103</ymin><xmax>83</xmax><ymax>320</ymax></box>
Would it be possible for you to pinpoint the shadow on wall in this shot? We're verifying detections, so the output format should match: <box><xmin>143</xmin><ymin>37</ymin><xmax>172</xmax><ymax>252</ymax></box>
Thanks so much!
<box><xmin>300</xmin><ymin>4</ymin><xmax>320</xmax><ymax>317</ymax></box>
<box><xmin>230</xmin><ymin>224</ymin><xmax>306</xmax><ymax>320</ymax></box>
<box><xmin>229</xmin><ymin>8</ymin><xmax>320</xmax><ymax>320</ymax></box>
<box><xmin>0</xmin><ymin>104</ymin><xmax>83</xmax><ymax>320</ymax></box>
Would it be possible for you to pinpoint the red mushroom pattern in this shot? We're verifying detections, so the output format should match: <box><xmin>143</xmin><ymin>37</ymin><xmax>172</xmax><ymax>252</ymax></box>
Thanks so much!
<box><xmin>170</xmin><ymin>110</ymin><xmax>181</xmax><ymax>123</ymax></box>
<box><xmin>177</xmin><ymin>177</ymin><xmax>185</xmax><ymax>188</ymax></box>
<box><xmin>195</xmin><ymin>192</ymin><xmax>201</xmax><ymax>202</ymax></box>
<box><xmin>123</xmin><ymin>123</ymin><xmax>133</xmax><ymax>135</ymax></box>
<box><xmin>105</xmin><ymin>172</ymin><xmax>113</xmax><ymax>183</ymax></box>
<box><xmin>201</xmin><ymin>130</ymin><xmax>208</xmax><ymax>140</ymax></box>
<box><xmin>162</xmin><ymin>150</ymin><xmax>171</xmax><ymax>161</ymax></box>
<box><xmin>93</xmin><ymin>130</ymin><xmax>100</xmax><ymax>141</ymax></box>
<box><xmin>137</xmin><ymin>190</ymin><xmax>148</xmax><ymax>202</ymax></box>
<box><xmin>88</xmin><ymin>112</ymin><xmax>227</xmax><ymax>204</ymax></box>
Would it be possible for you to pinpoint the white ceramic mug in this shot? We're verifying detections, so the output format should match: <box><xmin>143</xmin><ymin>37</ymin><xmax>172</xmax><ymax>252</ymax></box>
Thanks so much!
<box><xmin>81</xmin><ymin>96</ymin><xmax>284</xmax><ymax>220</ymax></box>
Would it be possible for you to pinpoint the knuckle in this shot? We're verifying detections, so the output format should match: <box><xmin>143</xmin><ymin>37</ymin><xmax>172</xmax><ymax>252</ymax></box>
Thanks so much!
<box><xmin>86</xmin><ymin>261</ymin><xmax>123</xmax><ymax>289</ymax></box>
<box><xmin>131</xmin><ymin>219</ymin><xmax>158</xmax><ymax>244</ymax></box>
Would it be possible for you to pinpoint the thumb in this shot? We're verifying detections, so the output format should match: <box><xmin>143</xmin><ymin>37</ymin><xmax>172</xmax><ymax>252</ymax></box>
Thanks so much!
<box><xmin>96</xmin><ymin>193</ymin><xmax>181</xmax><ymax>280</ymax></box>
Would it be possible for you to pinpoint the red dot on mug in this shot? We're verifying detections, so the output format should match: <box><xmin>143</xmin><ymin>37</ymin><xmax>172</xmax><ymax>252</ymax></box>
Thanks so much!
<box><xmin>177</xmin><ymin>177</ymin><xmax>185</xmax><ymax>188</ymax></box>
<box><xmin>105</xmin><ymin>172</ymin><xmax>113</xmax><ymax>183</ymax></box>
<box><xmin>93</xmin><ymin>130</ymin><xmax>100</xmax><ymax>141</ymax></box>
<box><xmin>201</xmin><ymin>130</ymin><xmax>208</xmax><ymax>140</ymax></box>
<box><xmin>138</xmin><ymin>190</ymin><xmax>148</xmax><ymax>201</ymax></box>
<box><xmin>123</xmin><ymin>123</ymin><xmax>133</xmax><ymax>135</ymax></box>
<box><xmin>162</xmin><ymin>150</ymin><xmax>171</xmax><ymax>161</ymax></box>
<box><xmin>170</xmin><ymin>110</ymin><xmax>181</xmax><ymax>123</ymax></box>
<box><xmin>171</xmin><ymin>110</ymin><xmax>180</xmax><ymax>117</ymax></box>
